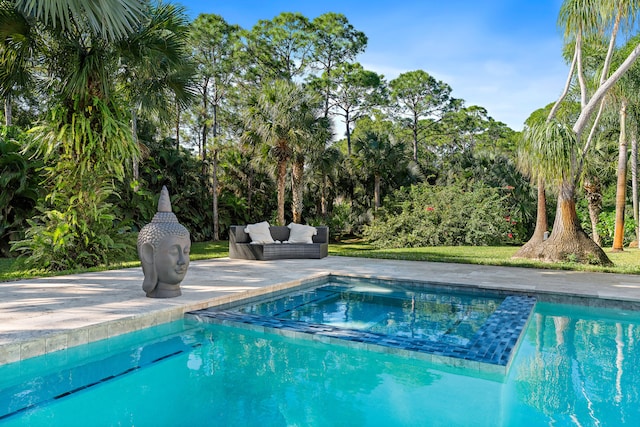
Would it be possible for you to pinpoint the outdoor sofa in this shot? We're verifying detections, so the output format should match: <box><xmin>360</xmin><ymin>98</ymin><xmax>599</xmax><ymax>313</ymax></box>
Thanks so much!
<box><xmin>229</xmin><ymin>223</ymin><xmax>329</xmax><ymax>260</ymax></box>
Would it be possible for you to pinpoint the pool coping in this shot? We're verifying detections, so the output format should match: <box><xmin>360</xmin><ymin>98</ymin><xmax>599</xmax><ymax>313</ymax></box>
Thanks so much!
<box><xmin>3</xmin><ymin>256</ymin><xmax>640</xmax><ymax>366</ymax></box>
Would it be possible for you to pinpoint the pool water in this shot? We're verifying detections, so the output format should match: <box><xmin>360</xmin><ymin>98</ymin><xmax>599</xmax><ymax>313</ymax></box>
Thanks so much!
<box><xmin>2</xmin><ymin>296</ymin><xmax>640</xmax><ymax>425</ymax></box>
<box><xmin>235</xmin><ymin>282</ymin><xmax>502</xmax><ymax>345</ymax></box>
<box><xmin>195</xmin><ymin>279</ymin><xmax>535</xmax><ymax>369</ymax></box>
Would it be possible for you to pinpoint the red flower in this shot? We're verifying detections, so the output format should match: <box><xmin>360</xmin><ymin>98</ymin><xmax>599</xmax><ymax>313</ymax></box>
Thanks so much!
<box><xmin>508</xmin><ymin>233</ymin><xmax>513</xmax><ymax>239</ymax></box>
<box><xmin>426</xmin><ymin>206</ymin><xmax>434</xmax><ymax>212</ymax></box>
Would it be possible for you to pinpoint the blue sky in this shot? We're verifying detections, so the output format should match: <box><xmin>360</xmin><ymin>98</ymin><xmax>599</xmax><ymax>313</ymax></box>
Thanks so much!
<box><xmin>175</xmin><ymin>0</ymin><xmax>568</xmax><ymax>131</ymax></box>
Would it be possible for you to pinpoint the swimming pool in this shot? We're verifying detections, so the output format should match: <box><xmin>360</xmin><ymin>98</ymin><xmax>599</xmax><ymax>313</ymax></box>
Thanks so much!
<box><xmin>2</xmin><ymin>277</ymin><xmax>640</xmax><ymax>426</ymax></box>
<box><xmin>190</xmin><ymin>276</ymin><xmax>536</xmax><ymax>372</ymax></box>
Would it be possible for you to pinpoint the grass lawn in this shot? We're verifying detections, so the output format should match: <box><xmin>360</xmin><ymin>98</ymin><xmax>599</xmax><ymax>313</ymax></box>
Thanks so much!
<box><xmin>1</xmin><ymin>241</ymin><xmax>640</xmax><ymax>282</ymax></box>
<box><xmin>330</xmin><ymin>243</ymin><xmax>640</xmax><ymax>274</ymax></box>
<box><xmin>0</xmin><ymin>240</ymin><xmax>230</xmax><ymax>282</ymax></box>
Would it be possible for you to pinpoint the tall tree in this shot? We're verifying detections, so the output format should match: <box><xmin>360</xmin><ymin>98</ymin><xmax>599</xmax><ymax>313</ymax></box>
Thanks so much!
<box><xmin>243</xmin><ymin>12</ymin><xmax>313</xmax><ymax>82</ymax></box>
<box><xmin>189</xmin><ymin>13</ymin><xmax>241</xmax><ymax>240</ymax></box>
<box><xmin>290</xmin><ymin>94</ymin><xmax>329</xmax><ymax>223</ymax></box>
<box><xmin>608</xmin><ymin>38</ymin><xmax>640</xmax><ymax>250</ymax></box>
<box><xmin>517</xmin><ymin>0</ymin><xmax>640</xmax><ymax>265</ymax></box>
<box><xmin>389</xmin><ymin>70</ymin><xmax>456</xmax><ymax>163</ymax></box>
<box><xmin>630</xmin><ymin>106</ymin><xmax>640</xmax><ymax>246</ymax></box>
<box><xmin>612</xmin><ymin>99</ymin><xmax>628</xmax><ymax>251</ymax></box>
<box><xmin>308</xmin><ymin>12</ymin><xmax>367</xmax><ymax>118</ymax></box>
<box><xmin>328</xmin><ymin>62</ymin><xmax>386</xmax><ymax>155</ymax></box>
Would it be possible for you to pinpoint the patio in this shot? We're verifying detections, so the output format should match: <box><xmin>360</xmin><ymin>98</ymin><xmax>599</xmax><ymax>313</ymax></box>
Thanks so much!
<box><xmin>2</xmin><ymin>256</ymin><xmax>640</xmax><ymax>365</ymax></box>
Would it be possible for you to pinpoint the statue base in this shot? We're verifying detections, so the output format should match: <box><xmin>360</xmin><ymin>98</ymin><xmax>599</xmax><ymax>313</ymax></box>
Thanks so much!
<box><xmin>145</xmin><ymin>283</ymin><xmax>182</xmax><ymax>298</ymax></box>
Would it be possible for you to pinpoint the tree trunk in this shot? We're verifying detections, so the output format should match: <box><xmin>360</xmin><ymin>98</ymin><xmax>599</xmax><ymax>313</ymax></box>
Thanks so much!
<box><xmin>374</xmin><ymin>173</ymin><xmax>381</xmax><ymax>210</ymax></box>
<box><xmin>323</xmin><ymin>76</ymin><xmax>331</xmax><ymax>119</ymax></box>
<box><xmin>412</xmin><ymin>112</ymin><xmax>419</xmax><ymax>163</ymax></box>
<box><xmin>584</xmin><ymin>177</ymin><xmax>602</xmax><ymax>246</ymax></box>
<box><xmin>131</xmin><ymin>109</ymin><xmax>140</xmax><ymax>191</ymax></box>
<box><xmin>345</xmin><ymin>110</ymin><xmax>352</xmax><ymax>156</ymax></box>
<box><xmin>4</xmin><ymin>96</ymin><xmax>11</xmax><ymax>126</ymax></box>
<box><xmin>291</xmin><ymin>154</ymin><xmax>304</xmax><ymax>223</ymax></box>
<box><xmin>574</xmin><ymin>43</ymin><xmax>640</xmax><ymax>138</ymax></box>
<box><xmin>247</xmin><ymin>167</ymin><xmax>254</xmax><ymax>220</ymax></box>
<box><xmin>212</xmin><ymin>149</ymin><xmax>219</xmax><ymax>241</ymax></box>
<box><xmin>276</xmin><ymin>159</ymin><xmax>287</xmax><ymax>226</ymax></box>
<box><xmin>175</xmin><ymin>103</ymin><xmax>180</xmax><ymax>149</ymax></box>
<box><xmin>613</xmin><ymin>101</ymin><xmax>628</xmax><ymax>251</ymax></box>
<box><xmin>632</xmin><ymin>134</ymin><xmax>639</xmax><ymax>246</ymax></box>
<box><xmin>526</xmin><ymin>180</ymin><xmax>611</xmax><ymax>265</ymax></box>
<box><xmin>321</xmin><ymin>176</ymin><xmax>328</xmax><ymax>219</ymax></box>
<box><xmin>201</xmin><ymin>78</ymin><xmax>209</xmax><ymax>162</ymax></box>
<box><xmin>513</xmin><ymin>177</ymin><xmax>548</xmax><ymax>257</ymax></box>
<box><xmin>212</xmin><ymin>104</ymin><xmax>219</xmax><ymax>241</ymax></box>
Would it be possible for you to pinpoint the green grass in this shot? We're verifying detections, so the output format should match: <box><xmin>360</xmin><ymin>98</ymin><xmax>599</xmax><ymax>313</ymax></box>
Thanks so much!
<box><xmin>2</xmin><ymin>240</ymin><xmax>640</xmax><ymax>282</ymax></box>
<box><xmin>0</xmin><ymin>241</ymin><xmax>230</xmax><ymax>282</ymax></box>
<box><xmin>329</xmin><ymin>243</ymin><xmax>640</xmax><ymax>274</ymax></box>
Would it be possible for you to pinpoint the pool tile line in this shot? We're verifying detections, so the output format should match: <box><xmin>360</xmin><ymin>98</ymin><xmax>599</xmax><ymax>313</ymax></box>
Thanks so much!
<box><xmin>465</xmin><ymin>295</ymin><xmax>536</xmax><ymax>366</ymax></box>
<box><xmin>0</xmin><ymin>337</ymin><xmax>202</xmax><ymax>421</ymax></box>
<box><xmin>188</xmin><ymin>294</ymin><xmax>536</xmax><ymax>373</ymax></box>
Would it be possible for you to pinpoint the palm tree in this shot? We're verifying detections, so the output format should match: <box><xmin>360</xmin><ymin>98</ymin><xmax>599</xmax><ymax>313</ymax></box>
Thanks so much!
<box><xmin>519</xmin><ymin>117</ymin><xmax>611</xmax><ymax>263</ymax></box>
<box><xmin>290</xmin><ymin>104</ymin><xmax>330</xmax><ymax>223</ymax></box>
<box><xmin>12</xmin><ymin>0</ymin><xmax>144</xmax><ymax>40</ymax></box>
<box><xmin>517</xmin><ymin>0</ymin><xmax>640</xmax><ymax>265</ymax></box>
<box><xmin>0</xmin><ymin>2</ymin><xmax>34</xmax><ymax>126</ymax></box>
<box><xmin>1</xmin><ymin>0</ymin><xmax>144</xmax><ymax>112</ymax></box>
<box><xmin>3</xmin><ymin>0</ymin><xmax>196</xmax><ymax>269</ymax></box>
<box><xmin>609</xmin><ymin>40</ymin><xmax>640</xmax><ymax>250</ymax></box>
<box><xmin>353</xmin><ymin>127</ymin><xmax>407</xmax><ymax>210</ymax></box>
<box><xmin>119</xmin><ymin>2</ymin><xmax>196</xmax><ymax>188</ymax></box>
<box><xmin>630</xmin><ymin>106</ymin><xmax>640</xmax><ymax>246</ymax></box>
<box><xmin>242</xmin><ymin>80</ymin><xmax>321</xmax><ymax>225</ymax></box>
<box><xmin>307</xmin><ymin>145</ymin><xmax>343</xmax><ymax>219</ymax></box>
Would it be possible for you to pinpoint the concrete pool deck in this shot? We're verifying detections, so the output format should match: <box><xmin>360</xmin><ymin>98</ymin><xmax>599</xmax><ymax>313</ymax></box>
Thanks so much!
<box><xmin>2</xmin><ymin>255</ymin><xmax>640</xmax><ymax>365</ymax></box>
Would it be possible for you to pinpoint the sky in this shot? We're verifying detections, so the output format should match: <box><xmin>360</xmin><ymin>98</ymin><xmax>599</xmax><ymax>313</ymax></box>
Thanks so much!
<box><xmin>174</xmin><ymin>0</ymin><xmax>568</xmax><ymax>131</ymax></box>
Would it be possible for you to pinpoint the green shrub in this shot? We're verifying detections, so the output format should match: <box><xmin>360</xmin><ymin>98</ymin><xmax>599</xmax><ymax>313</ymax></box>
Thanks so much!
<box><xmin>0</xmin><ymin>127</ymin><xmax>42</xmax><ymax>257</ymax></box>
<box><xmin>12</xmin><ymin>183</ymin><xmax>136</xmax><ymax>271</ymax></box>
<box><xmin>596</xmin><ymin>210</ymin><xmax>637</xmax><ymax>247</ymax></box>
<box><xmin>363</xmin><ymin>182</ymin><xmax>518</xmax><ymax>247</ymax></box>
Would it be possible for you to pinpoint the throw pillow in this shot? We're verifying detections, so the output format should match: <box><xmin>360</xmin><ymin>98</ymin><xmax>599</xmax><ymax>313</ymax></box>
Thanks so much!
<box><xmin>287</xmin><ymin>222</ymin><xmax>317</xmax><ymax>244</ymax></box>
<box><xmin>245</xmin><ymin>221</ymin><xmax>274</xmax><ymax>244</ymax></box>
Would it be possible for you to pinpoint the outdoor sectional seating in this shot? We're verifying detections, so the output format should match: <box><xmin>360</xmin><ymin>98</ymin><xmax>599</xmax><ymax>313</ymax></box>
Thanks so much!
<box><xmin>229</xmin><ymin>224</ymin><xmax>329</xmax><ymax>260</ymax></box>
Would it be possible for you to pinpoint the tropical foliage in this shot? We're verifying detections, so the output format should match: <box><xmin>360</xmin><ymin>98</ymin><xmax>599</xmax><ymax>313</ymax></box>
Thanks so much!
<box><xmin>2</xmin><ymin>1</ymin><xmax>640</xmax><ymax>270</ymax></box>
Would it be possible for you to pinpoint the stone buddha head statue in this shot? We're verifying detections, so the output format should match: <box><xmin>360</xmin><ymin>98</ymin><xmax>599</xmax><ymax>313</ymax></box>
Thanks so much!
<box><xmin>137</xmin><ymin>186</ymin><xmax>191</xmax><ymax>298</ymax></box>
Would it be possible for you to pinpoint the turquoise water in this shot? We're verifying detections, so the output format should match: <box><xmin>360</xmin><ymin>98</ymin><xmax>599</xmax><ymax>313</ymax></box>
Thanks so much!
<box><xmin>2</xmin><ymin>302</ymin><xmax>640</xmax><ymax>426</ymax></box>
<box><xmin>237</xmin><ymin>282</ymin><xmax>502</xmax><ymax>345</ymax></box>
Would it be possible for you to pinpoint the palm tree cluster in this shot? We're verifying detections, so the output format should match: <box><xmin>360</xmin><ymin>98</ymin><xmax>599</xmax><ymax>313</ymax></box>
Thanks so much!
<box><xmin>515</xmin><ymin>0</ymin><xmax>640</xmax><ymax>265</ymax></box>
